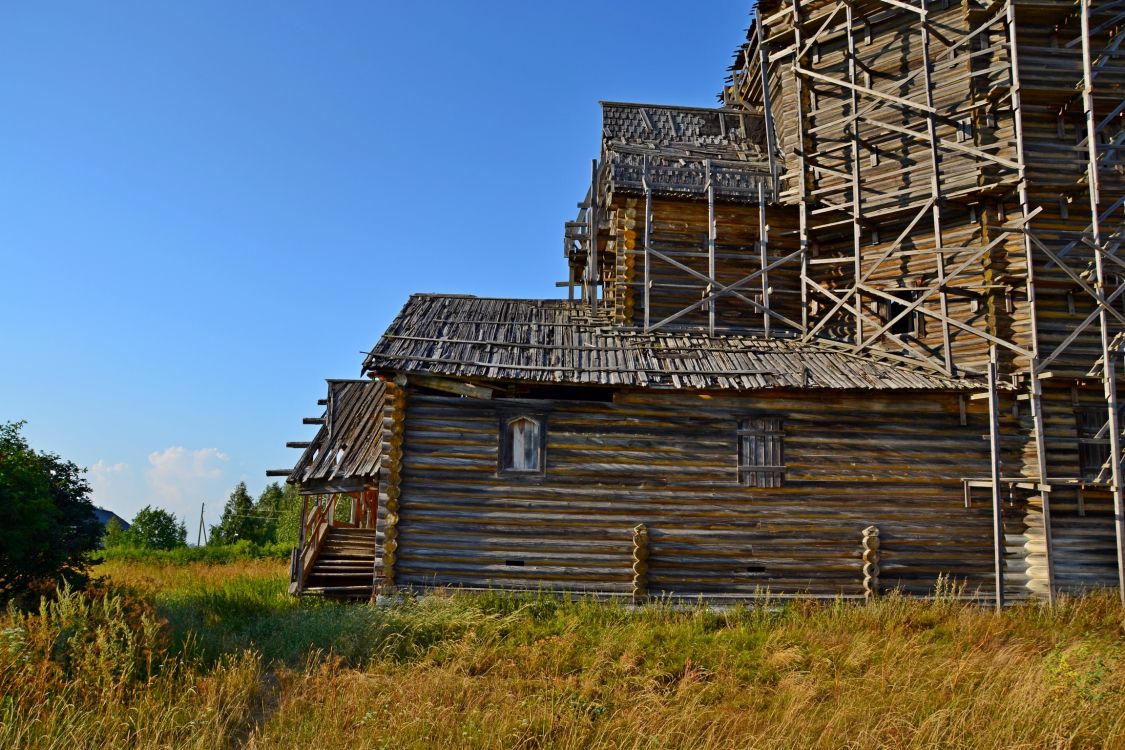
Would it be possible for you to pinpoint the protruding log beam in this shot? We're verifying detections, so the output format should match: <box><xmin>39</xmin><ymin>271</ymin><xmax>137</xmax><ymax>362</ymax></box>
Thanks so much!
<box><xmin>408</xmin><ymin>374</ymin><xmax>493</xmax><ymax>400</ymax></box>
<box><xmin>861</xmin><ymin>525</ymin><xmax>880</xmax><ymax>600</ymax></box>
<box><xmin>631</xmin><ymin>524</ymin><xmax>649</xmax><ymax>604</ymax></box>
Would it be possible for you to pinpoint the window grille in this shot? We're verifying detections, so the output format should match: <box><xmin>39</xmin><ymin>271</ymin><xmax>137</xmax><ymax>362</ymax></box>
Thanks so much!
<box><xmin>738</xmin><ymin>417</ymin><xmax>785</xmax><ymax>488</ymax></box>
<box><xmin>1076</xmin><ymin>406</ymin><xmax>1117</xmax><ymax>481</ymax></box>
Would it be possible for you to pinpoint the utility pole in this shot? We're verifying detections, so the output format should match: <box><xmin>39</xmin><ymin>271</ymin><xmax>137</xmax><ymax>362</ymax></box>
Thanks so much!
<box><xmin>196</xmin><ymin>501</ymin><xmax>208</xmax><ymax>546</ymax></box>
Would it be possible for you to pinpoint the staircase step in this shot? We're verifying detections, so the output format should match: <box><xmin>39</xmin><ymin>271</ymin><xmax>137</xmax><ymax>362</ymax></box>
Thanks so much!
<box><xmin>303</xmin><ymin>585</ymin><xmax>374</xmax><ymax>598</ymax></box>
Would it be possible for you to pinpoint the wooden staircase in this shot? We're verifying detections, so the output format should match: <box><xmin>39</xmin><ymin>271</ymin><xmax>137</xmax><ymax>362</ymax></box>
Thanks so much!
<box><xmin>302</xmin><ymin>527</ymin><xmax>379</xmax><ymax>598</ymax></box>
<box><xmin>289</xmin><ymin>493</ymin><xmax>381</xmax><ymax>599</ymax></box>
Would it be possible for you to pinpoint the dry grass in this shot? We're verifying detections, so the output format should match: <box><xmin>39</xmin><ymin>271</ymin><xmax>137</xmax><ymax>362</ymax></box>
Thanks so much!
<box><xmin>2</xmin><ymin>561</ymin><xmax>1124</xmax><ymax>749</ymax></box>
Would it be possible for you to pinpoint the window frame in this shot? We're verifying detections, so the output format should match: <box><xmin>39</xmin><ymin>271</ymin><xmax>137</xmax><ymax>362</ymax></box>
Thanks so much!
<box><xmin>1075</xmin><ymin>405</ymin><xmax>1119</xmax><ymax>482</ymax></box>
<box><xmin>737</xmin><ymin>415</ymin><xmax>786</xmax><ymax>488</ymax></box>
<box><xmin>497</xmin><ymin>412</ymin><xmax>547</xmax><ymax>477</ymax></box>
<box><xmin>878</xmin><ymin>289</ymin><xmax>922</xmax><ymax>337</ymax></box>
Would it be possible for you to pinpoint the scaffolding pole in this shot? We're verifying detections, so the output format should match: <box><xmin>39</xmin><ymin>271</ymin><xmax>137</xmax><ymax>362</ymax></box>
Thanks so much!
<box><xmin>706</xmin><ymin>159</ymin><xmax>717</xmax><ymax>335</ymax></box>
<box><xmin>759</xmin><ymin>183</ymin><xmax>771</xmax><ymax>337</ymax></box>
<box><xmin>918</xmin><ymin>0</ymin><xmax>954</xmax><ymax>374</ymax></box>
<box><xmin>1081</xmin><ymin>0</ymin><xmax>1125</xmax><ymax>603</ymax></box>
<box><xmin>1005</xmin><ymin>0</ymin><xmax>1057</xmax><ymax>602</ymax></box>
<box><xmin>988</xmin><ymin>347</ymin><xmax>1006</xmax><ymax>610</ymax></box>
<box><xmin>643</xmin><ymin>157</ymin><xmax>652</xmax><ymax>332</ymax></box>
<box><xmin>589</xmin><ymin>159</ymin><xmax>599</xmax><ymax>315</ymax></box>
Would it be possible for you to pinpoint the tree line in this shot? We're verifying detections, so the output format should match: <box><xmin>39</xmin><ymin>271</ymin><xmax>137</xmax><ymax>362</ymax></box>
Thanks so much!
<box><xmin>103</xmin><ymin>481</ymin><xmax>304</xmax><ymax>551</ymax></box>
<box><xmin>1</xmin><ymin>421</ymin><xmax>303</xmax><ymax>601</ymax></box>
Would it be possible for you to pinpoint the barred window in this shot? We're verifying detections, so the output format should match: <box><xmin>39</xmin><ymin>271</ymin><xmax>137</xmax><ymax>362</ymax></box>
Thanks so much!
<box><xmin>1076</xmin><ymin>406</ymin><xmax>1114</xmax><ymax>481</ymax></box>
<box><xmin>738</xmin><ymin>416</ymin><xmax>785</xmax><ymax>488</ymax></box>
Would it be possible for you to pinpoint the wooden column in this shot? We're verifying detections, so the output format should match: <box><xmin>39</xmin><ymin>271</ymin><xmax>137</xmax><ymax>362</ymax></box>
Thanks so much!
<box><xmin>918</xmin><ymin>0</ymin><xmax>954</xmax><ymax>374</ymax></box>
<box><xmin>862</xmin><ymin>525</ymin><xmax>880</xmax><ymax>600</ymax></box>
<box><xmin>759</xmin><ymin>184</ymin><xmax>771</xmax><ymax>337</ymax></box>
<box><xmin>589</xmin><ymin>159</ymin><xmax>599</xmax><ymax>315</ymax></box>
<box><xmin>1081</xmin><ymin>0</ymin><xmax>1125</xmax><ymax>605</ymax></box>
<box><xmin>631</xmin><ymin>524</ymin><xmax>649</xmax><ymax>604</ymax></box>
<box><xmin>381</xmin><ymin>381</ymin><xmax>406</xmax><ymax>591</ymax></box>
<box><xmin>987</xmin><ymin>348</ymin><xmax>1005</xmax><ymax>609</ymax></box>
<box><xmin>706</xmin><ymin>159</ymin><xmax>717</xmax><ymax>335</ymax></box>
<box><xmin>643</xmin><ymin>157</ymin><xmax>652</xmax><ymax>332</ymax></box>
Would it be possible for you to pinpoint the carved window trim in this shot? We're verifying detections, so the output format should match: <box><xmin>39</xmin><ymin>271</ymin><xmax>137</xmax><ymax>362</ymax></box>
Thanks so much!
<box><xmin>498</xmin><ymin>413</ymin><xmax>547</xmax><ymax>477</ymax></box>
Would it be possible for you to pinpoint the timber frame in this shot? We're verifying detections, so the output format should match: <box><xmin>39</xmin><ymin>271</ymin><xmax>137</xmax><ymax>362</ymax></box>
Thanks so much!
<box><xmin>279</xmin><ymin>0</ymin><xmax>1125</xmax><ymax>604</ymax></box>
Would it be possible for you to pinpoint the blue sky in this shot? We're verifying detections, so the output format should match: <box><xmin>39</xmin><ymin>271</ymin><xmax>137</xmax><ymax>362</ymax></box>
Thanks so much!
<box><xmin>0</xmin><ymin>1</ymin><xmax>753</xmax><ymax>531</ymax></box>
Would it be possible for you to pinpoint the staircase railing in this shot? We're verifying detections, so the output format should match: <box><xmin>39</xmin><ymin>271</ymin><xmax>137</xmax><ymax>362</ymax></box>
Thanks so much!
<box><xmin>289</xmin><ymin>495</ymin><xmax>336</xmax><ymax>594</ymax></box>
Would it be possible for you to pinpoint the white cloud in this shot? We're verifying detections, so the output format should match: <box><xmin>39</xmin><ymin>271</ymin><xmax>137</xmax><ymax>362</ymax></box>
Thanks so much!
<box><xmin>146</xmin><ymin>447</ymin><xmax>229</xmax><ymax>522</ymax></box>
<box><xmin>88</xmin><ymin>460</ymin><xmax>130</xmax><ymax>507</ymax></box>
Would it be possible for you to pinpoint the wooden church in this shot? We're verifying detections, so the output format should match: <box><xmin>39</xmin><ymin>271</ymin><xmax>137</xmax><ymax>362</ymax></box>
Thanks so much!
<box><xmin>273</xmin><ymin>0</ymin><xmax>1125</xmax><ymax>604</ymax></box>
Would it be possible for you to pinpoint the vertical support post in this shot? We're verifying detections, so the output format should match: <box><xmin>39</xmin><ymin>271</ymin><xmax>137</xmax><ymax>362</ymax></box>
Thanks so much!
<box><xmin>759</xmin><ymin>183</ymin><xmax>771</xmax><ymax>337</ymax></box>
<box><xmin>295</xmin><ymin>494</ymin><xmax>308</xmax><ymax>594</ymax></box>
<box><xmin>988</xmin><ymin>347</ymin><xmax>1006</xmax><ymax>610</ymax></box>
<box><xmin>862</xmin><ymin>525</ymin><xmax>880</xmax><ymax>600</ymax></box>
<box><xmin>1005</xmin><ymin>0</ymin><xmax>1055</xmax><ymax>602</ymax></box>
<box><xmin>631</xmin><ymin>523</ymin><xmax>649</xmax><ymax>604</ymax></box>
<box><xmin>1105</xmin><ymin>353</ymin><xmax>1125</xmax><ymax>603</ymax></box>
<box><xmin>919</xmin><ymin>0</ymin><xmax>954</xmax><ymax>374</ymax></box>
<box><xmin>706</xmin><ymin>159</ymin><xmax>717</xmax><ymax>336</ymax></box>
<box><xmin>589</xmin><ymin>159</ymin><xmax>599</xmax><ymax>315</ymax></box>
<box><xmin>790</xmin><ymin>0</ymin><xmax>812</xmax><ymax>335</ymax></box>
<box><xmin>845</xmin><ymin>3</ymin><xmax>864</xmax><ymax>347</ymax></box>
<box><xmin>756</xmin><ymin>19</ymin><xmax>780</xmax><ymax>195</ymax></box>
<box><xmin>643</xmin><ymin>157</ymin><xmax>652</xmax><ymax>332</ymax></box>
<box><xmin>1081</xmin><ymin>0</ymin><xmax>1125</xmax><ymax>604</ymax></box>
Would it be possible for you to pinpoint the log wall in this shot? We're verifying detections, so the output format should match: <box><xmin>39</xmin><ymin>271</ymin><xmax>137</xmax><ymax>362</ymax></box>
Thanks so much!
<box><xmin>602</xmin><ymin>196</ymin><xmax>803</xmax><ymax>334</ymax></box>
<box><xmin>392</xmin><ymin>388</ymin><xmax>1032</xmax><ymax>599</ymax></box>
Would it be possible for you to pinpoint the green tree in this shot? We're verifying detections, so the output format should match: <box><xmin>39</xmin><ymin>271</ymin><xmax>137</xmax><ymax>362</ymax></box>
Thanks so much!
<box><xmin>128</xmin><ymin>505</ymin><xmax>186</xmax><ymax>550</ymax></box>
<box><xmin>272</xmin><ymin>483</ymin><xmax>305</xmax><ymax>546</ymax></box>
<box><xmin>254</xmin><ymin>482</ymin><xmax>286</xmax><ymax>543</ymax></box>
<box><xmin>209</xmin><ymin>482</ymin><xmax>258</xmax><ymax>545</ymax></box>
<box><xmin>0</xmin><ymin>421</ymin><xmax>101</xmax><ymax>598</ymax></box>
<box><xmin>102</xmin><ymin>517</ymin><xmax>130</xmax><ymax>549</ymax></box>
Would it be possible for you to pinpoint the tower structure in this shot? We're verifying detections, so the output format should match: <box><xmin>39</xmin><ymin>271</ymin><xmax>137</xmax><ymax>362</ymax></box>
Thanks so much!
<box><xmin>569</xmin><ymin>0</ymin><xmax>1125</xmax><ymax>600</ymax></box>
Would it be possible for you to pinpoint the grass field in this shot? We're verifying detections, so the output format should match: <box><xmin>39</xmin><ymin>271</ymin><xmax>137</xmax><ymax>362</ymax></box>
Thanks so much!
<box><xmin>2</xmin><ymin>560</ymin><xmax>1124</xmax><ymax>749</ymax></box>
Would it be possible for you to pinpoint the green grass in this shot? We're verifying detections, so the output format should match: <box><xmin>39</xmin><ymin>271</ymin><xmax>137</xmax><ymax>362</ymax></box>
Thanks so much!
<box><xmin>2</xmin><ymin>560</ymin><xmax>1125</xmax><ymax>749</ymax></box>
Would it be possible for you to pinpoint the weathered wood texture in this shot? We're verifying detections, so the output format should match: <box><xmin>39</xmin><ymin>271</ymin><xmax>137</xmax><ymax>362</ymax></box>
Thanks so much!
<box><xmin>391</xmin><ymin>389</ymin><xmax>1030</xmax><ymax>599</ymax></box>
<box><xmin>364</xmin><ymin>294</ymin><xmax>982</xmax><ymax>391</ymax></box>
<box><xmin>602</xmin><ymin>197</ymin><xmax>804</xmax><ymax>333</ymax></box>
<box><xmin>288</xmin><ymin>380</ymin><xmax>385</xmax><ymax>493</ymax></box>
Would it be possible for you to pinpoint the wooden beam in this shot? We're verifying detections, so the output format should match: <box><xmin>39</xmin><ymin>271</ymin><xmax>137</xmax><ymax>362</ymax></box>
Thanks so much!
<box><xmin>408</xmin><ymin>374</ymin><xmax>493</xmax><ymax>400</ymax></box>
<box><xmin>987</xmin><ymin>348</ymin><xmax>1005</xmax><ymax>610</ymax></box>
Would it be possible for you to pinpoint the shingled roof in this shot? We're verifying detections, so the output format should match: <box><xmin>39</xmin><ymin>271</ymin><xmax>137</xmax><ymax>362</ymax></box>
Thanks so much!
<box><xmin>288</xmin><ymin>379</ymin><xmax>385</xmax><ymax>493</ymax></box>
<box><xmin>362</xmin><ymin>294</ymin><xmax>987</xmax><ymax>392</ymax></box>
<box><xmin>600</xmin><ymin>102</ymin><xmax>773</xmax><ymax>202</ymax></box>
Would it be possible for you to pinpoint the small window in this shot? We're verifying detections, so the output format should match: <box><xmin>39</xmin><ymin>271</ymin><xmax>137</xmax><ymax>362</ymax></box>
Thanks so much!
<box><xmin>500</xmin><ymin>415</ymin><xmax>545</xmax><ymax>475</ymax></box>
<box><xmin>879</xmin><ymin>290</ymin><xmax>921</xmax><ymax>336</ymax></box>
<box><xmin>1076</xmin><ymin>406</ymin><xmax>1116</xmax><ymax>481</ymax></box>
<box><xmin>738</xmin><ymin>416</ymin><xmax>785</xmax><ymax>488</ymax></box>
<box><xmin>956</xmin><ymin>118</ymin><xmax>973</xmax><ymax>143</ymax></box>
